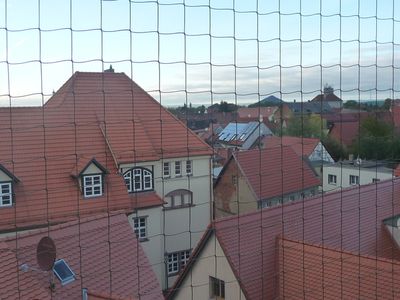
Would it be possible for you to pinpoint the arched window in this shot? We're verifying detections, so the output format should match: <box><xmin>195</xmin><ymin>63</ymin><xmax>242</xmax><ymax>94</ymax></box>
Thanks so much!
<box><xmin>165</xmin><ymin>189</ymin><xmax>192</xmax><ymax>209</ymax></box>
<box><xmin>123</xmin><ymin>167</ymin><xmax>153</xmax><ymax>193</ymax></box>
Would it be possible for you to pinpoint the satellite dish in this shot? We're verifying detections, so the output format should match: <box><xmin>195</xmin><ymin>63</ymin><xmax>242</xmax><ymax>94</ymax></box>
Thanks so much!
<box><xmin>37</xmin><ymin>237</ymin><xmax>56</xmax><ymax>271</ymax></box>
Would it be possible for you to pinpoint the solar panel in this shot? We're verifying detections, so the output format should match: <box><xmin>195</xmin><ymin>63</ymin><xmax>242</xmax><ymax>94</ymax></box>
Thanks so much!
<box><xmin>53</xmin><ymin>259</ymin><xmax>75</xmax><ymax>285</ymax></box>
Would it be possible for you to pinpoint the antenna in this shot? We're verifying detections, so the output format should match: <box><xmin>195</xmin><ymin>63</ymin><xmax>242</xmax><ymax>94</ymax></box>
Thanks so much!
<box><xmin>36</xmin><ymin>237</ymin><xmax>56</xmax><ymax>271</ymax></box>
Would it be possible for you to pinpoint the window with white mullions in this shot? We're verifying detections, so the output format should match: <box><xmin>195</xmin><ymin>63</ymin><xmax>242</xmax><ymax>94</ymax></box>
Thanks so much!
<box><xmin>349</xmin><ymin>175</ymin><xmax>359</xmax><ymax>185</ymax></box>
<box><xmin>175</xmin><ymin>161</ymin><xmax>181</xmax><ymax>176</ymax></box>
<box><xmin>328</xmin><ymin>174</ymin><xmax>337</xmax><ymax>185</ymax></box>
<box><xmin>0</xmin><ymin>182</ymin><xmax>12</xmax><ymax>207</ymax></box>
<box><xmin>163</xmin><ymin>162</ymin><xmax>170</xmax><ymax>177</ymax></box>
<box><xmin>186</xmin><ymin>160</ymin><xmax>192</xmax><ymax>175</ymax></box>
<box><xmin>210</xmin><ymin>276</ymin><xmax>225</xmax><ymax>299</ymax></box>
<box><xmin>123</xmin><ymin>167</ymin><xmax>153</xmax><ymax>193</ymax></box>
<box><xmin>133</xmin><ymin>217</ymin><xmax>147</xmax><ymax>240</ymax></box>
<box><xmin>83</xmin><ymin>175</ymin><xmax>103</xmax><ymax>198</ymax></box>
<box><xmin>167</xmin><ymin>253</ymin><xmax>179</xmax><ymax>275</ymax></box>
<box><xmin>167</xmin><ymin>249</ymin><xmax>192</xmax><ymax>276</ymax></box>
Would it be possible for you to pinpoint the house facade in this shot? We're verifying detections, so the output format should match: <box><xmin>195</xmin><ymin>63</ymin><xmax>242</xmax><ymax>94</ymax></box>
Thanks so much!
<box><xmin>168</xmin><ymin>178</ymin><xmax>400</xmax><ymax>300</ymax></box>
<box><xmin>0</xmin><ymin>71</ymin><xmax>213</xmax><ymax>290</ymax></box>
<box><xmin>214</xmin><ymin>147</ymin><xmax>320</xmax><ymax>218</ymax></box>
<box><xmin>323</xmin><ymin>160</ymin><xmax>393</xmax><ymax>192</ymax></box>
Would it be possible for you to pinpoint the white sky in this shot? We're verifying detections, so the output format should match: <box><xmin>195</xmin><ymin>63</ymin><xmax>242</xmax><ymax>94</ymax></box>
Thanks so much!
<box><xmin>0</xmin><ymin>0</ymin><xmax>399</xmax><ymax>106</ymax></box>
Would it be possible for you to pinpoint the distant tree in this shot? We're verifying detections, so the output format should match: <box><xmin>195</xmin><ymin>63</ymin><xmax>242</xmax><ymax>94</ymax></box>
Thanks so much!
<box><xmin>198</xmin><ymin>105</ymin><xmax>206</xmax><ymax>114</ymax></box>
<box><xmin>284</xmin><ymin>114</ymin><xmax>327</xmax><ymax>139</ymax></box>
<box><xmin>322</xmin><ymin>136</ymin><xmax>348</xmax><ymax>161</ymax></box>
<box><xmin>351</xmin><ymin>116</ymin><xmax>395</xmax><ymax>160</ymax></box>
<box><xmin>343</xmin><ymin>100</ymin><xmax>359</xmax><ymax>109</ymax></box>
<box><xmin>382</xmin><ymin>98</ymin><xmax>392</xmax><ymax>110</ymax></box>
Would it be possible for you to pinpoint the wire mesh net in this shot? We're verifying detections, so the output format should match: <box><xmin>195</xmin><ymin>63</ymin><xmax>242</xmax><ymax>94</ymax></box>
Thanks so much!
<box><xmin>1</xmin><ymin>0</ymin><xmax>399</xmax><ymax>299</ymax></box>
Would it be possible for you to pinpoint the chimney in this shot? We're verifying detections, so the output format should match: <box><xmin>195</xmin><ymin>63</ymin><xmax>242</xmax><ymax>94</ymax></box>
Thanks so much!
<box><xmin>104</xmin><ymin>65</ymin><xmax>115</xmax><ymax>73</ymax></box>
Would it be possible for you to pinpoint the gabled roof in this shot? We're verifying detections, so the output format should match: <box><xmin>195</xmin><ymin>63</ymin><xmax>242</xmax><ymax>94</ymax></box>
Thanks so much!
<box><xmin>232</xmin><ymin>147</ymin><xmax>320</xmax><ymax>200</ymax></box>
<box><xmin>1</xmin><ymin>72</ymin><xmax>200</xmax><ymax>231</ymax></box>
<box><xmin>261</xmin><ymin>135</ymin><xmax>320</xmax><ymax>157</ymax></box>
<box><xmin>0</xmin><ymin>213</ymin><xmax>163</xmax><ymax>299</ymax></box>
<box><xmin>72</xmin><ymin>157</ymin><xmax>108</xmax><ymax>177</ymax></box>
<box><xmin>286</xmin><ymin>101</ymin><xmax>333</xmax><ymax>114</ymax></box>
<box><xmin>171</xmin><ymin>179</ymin><xmax>400</xmax><ymax>299</ymax></box>
<box><xmin>237</xmin><ymin>107</ymin><xmax>278</xmax><ymax>120</ymax></box>
<box><xmin>212</xmin><ymin>178</ymin><xmax>400</xmax><ymax>299</ymax></box>
<box><xmin>278</xmin><ymin>237</ymin><xmax>400</xmax><ymax>299</ymax></box>
<box><xmin>310</xmin><ymin>92</ymin><xmax>342</xmax><ymax>103</ymax></box>
<box><xmin>329</xmin><ymin>121</ymin><xmax>360</xmax><ymax>147</ymax></box>
<box><xmin>0</xmin><ymin>164</ymin><xmax>20</xmax><ymax>182</ymax></box>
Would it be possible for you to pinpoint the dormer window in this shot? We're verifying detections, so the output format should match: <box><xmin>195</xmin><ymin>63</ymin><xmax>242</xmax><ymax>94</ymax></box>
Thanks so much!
<box><xmin>0</xmin><ymin>182</ymin><xmax>12</xmax><ymax>207</ymax></box>
<box><xmin>72</xmin><ymin>158</ymin><xmax>108</xmax><ymax>199</ymax></box>
<box><xmin>123</xmin><ymin>167</ymin><xmax>153</xmax><ymax>193</ymax></box>
<box><xmin>83</xmin><ymin>175</ymin><xmax>103</xmax><ymax>198</ymax></box>
<box><xmin>0</xmin><ymin>164</ymin><xmax>19</xmax><ymax>208</ymax></box>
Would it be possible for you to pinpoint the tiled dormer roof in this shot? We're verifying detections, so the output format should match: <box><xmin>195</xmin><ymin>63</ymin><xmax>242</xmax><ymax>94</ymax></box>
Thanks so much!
<box><xmin>0</xmin><ymin>71</ymin><xmax>207</xmax><ymax>231</ymax></box>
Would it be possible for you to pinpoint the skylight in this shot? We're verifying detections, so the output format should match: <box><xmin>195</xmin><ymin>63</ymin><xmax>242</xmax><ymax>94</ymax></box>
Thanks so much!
<box><xmin>53</xmin><ymin>259</ymin><xmax>75</xmax><ymax>285</ymax></box>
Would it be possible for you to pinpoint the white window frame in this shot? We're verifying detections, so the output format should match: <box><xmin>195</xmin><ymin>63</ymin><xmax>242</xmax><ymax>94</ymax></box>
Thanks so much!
<box><xmin>175</xmin><ymin>161</ymin><xmax>181</xmax><ymax>177</ymax></box>
<box><xmin>209</xmin><ymin>276</ymin><xmax>225</xmax><ymax>299</ymax></box>
<box><xmin>0</xmin><ymin>182</ymin><xmax>12</xmax><ymax>207</ymax></box>
<box><xmin>328</xmin><ymin>174</ymin><xmax>337</xmax><ymax>185</ymax></box>
<box><xmin>163</xmin><ymin>162</ymin><xmax>170</xmax><ymax>178</ymax></box>
<box><xmin>123</xmin><ymin>167</ymin><xmax>153</xmax><ymax>193</ymax></box>
<box><xmin>186</xmin><ymin>160</ymin><xmax>192</xmax><ymax>175</ymax></box>
<box><xmin>83</xmin><ymin>174</ymin><xmax>103</xmax><ymax>198</ymax></box>
<box><xmin>133</xmin><ymin>216</ymin><xmax>147</xmax><ymax>240</ymax></box>
<box><xmin>349</xmin><ymin>175</ymin><xmax>359</xmax><ymax>186</ymax></box>
<box><xmin>165</xmin><ymin>190</ymin><xmax>193</xmax><ymax>209</ymax></box>
<box><xmin>166</xmin><ymin>249</ymin><xmax>191</xmax><ymax>276</ymax></box>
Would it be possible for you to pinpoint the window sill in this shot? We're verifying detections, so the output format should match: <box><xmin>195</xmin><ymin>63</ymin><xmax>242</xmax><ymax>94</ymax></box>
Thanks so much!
<box><xmin>163</xmin><ymin>204</ymin><xmax>195</xmax><ymax>211</ymax></box>
<box><xmin>138</xmin><ymin>237</ymin><xmax>149</xmax><ymax>243</ymax></box>
<box><xmin>175</xmin><ymin>175</ymin><xmax>182</xmax><ymax>178</ymax></box>
<box><xmin>83</xmin><ymin>194</ymin><xmax>103</xmax><ymax>199</ymax></box>
<box><xmin>163</xmin><ymin>176</ymin><xmax>171</xmax><ymax>179</ymax></box>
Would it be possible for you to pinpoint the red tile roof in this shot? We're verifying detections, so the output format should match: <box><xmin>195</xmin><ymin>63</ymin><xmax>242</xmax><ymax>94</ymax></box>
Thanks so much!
<box><xmin>237</xmin><ymin>107</ymin><xmax>277</xmax><ymax>121</ymax></box>
<box><xmin>233</xmin><ymin>147</ymin><xmax>320</xmax><ymax>200</ymax></box>
<box><xmin>0</xmin><ymin>71</ymin><xmax>208</xmax><ymax>231</ymax></box>
<box><xmin>0</xmin><ymin>213</ymin><xmax>163</xmax><ymax>300</ymax></box>
<box><xmin>329</xmin><ymin>121</ymin><xmax>360</xmax><ymax>147</ymax></box>
<box><xmin>261</xmin><ymin>135</ymin><xmax>320</xmax><ymax>157</ymax></box>
<box><xmin>278</xmin><ymin>237</ymin><xmax>400</xmax><ymax>299</ymax></box>
<box><xmin>212</xmin><ymin>179</ymin><xmax>400</xmax><ymax>299</ymax></box>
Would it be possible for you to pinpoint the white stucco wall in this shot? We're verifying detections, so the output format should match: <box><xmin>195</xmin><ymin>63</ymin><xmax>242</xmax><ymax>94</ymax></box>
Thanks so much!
<box><xmin>309</xmin><ymin>142</ymin><xmax>334</xmax><ymax>163</ymax></box>
<box><xmin>121</xmin><ymin>155</ymin><xmax>212</xmax><ymax>289</ymax></box>
<box><xmin>172</xmin><ymin>233</ymin><xmax>246</xmax><ymax>300</ymax></box>
<box><xmin>323</xmin><ymin>163</ymin><xmax>393</xmax><ymax>193</ymax></box>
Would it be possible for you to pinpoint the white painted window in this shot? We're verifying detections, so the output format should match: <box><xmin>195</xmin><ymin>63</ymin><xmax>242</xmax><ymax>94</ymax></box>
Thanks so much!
<box><xmin>165</xmin><ymin>190</ymin><xmax>192</xmax><ymax>209</ymax></box>
<box><xmin>186</xmin><ymin>160</ymin><xmax>192</xmax><ymax>175</ymax></box>
<box><xmin>133</xmin><ymin>217</ymin><xmax>147</xmax><ymax>240</ymax></box>
<box><xmin>163</xmin><ymin>162</ymin><xmax>170</xmax><ymax>177</ymax></box>
<box><xmin>175</xmin><ymin>161</ymin><xmax>181</xmax><ymax>176</ymax></box>
<box><xmin>349</xmin><ymin>175</ymin><xmax>359</xmax><ymax>185</ymax></box>
<box><xmin>0</xmin><ymin>182</ymin><xmax>12</xmax><ymax>207</ymax></box>
<box><xmin>167</xmin><ymin>249</ymin><xmax>191</xmax><ymax>276</ymax></box>
<box><xmin>123</xmin><ymin>167</ymin><xmax>153</xmax><ymax>192</ymax></box>
<box><xmin>328</xmin><ymin>174</ymin><xmax>337</xmax><ymax>185</ymax></box>
<box><xmin>210</xmin><ymin>276</ymin><xmax>225</xmax><ymax>299</ymax></box>
<box><xmin>83</xmin><ymin>175</ymin><xmax>102</xmax><ymax>198</ymax></box>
